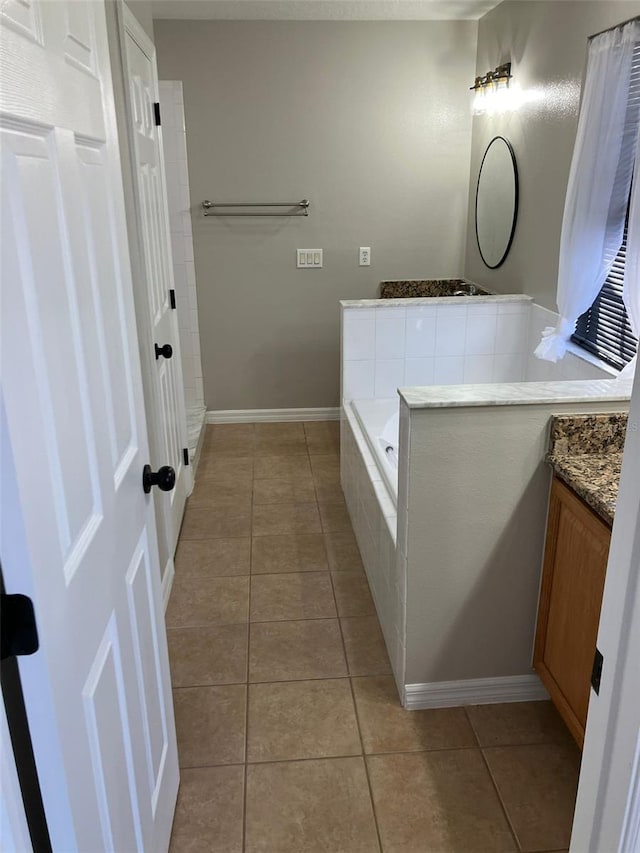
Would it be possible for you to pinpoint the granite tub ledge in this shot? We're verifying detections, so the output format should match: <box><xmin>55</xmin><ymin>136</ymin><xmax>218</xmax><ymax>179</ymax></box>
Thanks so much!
<box><xmin>340</xmin><ymin>294</ymin><xmax>532</xmax><ymax>309</ymax></box>
<box><xmin>399</xmin><ymin>377</ymin><xmax>634</xmax><ymax>410</ymax></box>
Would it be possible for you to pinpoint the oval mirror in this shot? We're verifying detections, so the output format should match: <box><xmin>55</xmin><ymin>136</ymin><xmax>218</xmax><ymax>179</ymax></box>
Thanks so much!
<box><xmin>475</xmin><ymin>136</ymin><xmax>519</xmax><ymax>269</ymax></box>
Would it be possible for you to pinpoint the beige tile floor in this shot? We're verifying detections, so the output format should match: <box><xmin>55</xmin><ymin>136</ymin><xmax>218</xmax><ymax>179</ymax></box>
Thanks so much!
<box><xmin>166</xmin><ymin>421</ymin><xmax>581</xmax><ymax>853</ymax></box>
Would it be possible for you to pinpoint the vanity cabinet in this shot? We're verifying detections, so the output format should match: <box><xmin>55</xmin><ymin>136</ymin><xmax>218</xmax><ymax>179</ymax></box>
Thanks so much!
<box><xmin>534</xmin><ymin>476</ymin><xmax>611</xmax><ymax>748</ymax></box>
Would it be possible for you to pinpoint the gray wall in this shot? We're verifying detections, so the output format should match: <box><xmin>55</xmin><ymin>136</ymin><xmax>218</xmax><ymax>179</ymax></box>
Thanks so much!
<box><xmin>464</xmin><ymin>0</ymin><xmax>640</xmax><ymax>310</ymax></box>
<box><xmin>154</xmin><ymin>21</ymin><xmax>477</xmax><ymax>410</ymax></box>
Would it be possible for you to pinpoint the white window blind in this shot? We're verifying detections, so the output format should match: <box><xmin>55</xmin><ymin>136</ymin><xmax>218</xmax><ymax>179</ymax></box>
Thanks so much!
<box><xmin>572</xmin><ymin>40</ymin><xmax>640</xmax><ymax>369</ymax></box>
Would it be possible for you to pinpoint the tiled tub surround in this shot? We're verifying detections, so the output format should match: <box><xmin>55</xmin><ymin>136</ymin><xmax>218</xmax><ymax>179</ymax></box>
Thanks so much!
<box><xmin>341</xmin><ymin>405</ymin><xmax>403</xmax><ymax>688</ymax></box>
<box><xmin>159</xmin><ymin>81</ymin><xmax>206</xmax><ymax>462</ymax></box>
<box><xmin>546</xmin><ymin>413</ymin><xmax>628</xmax><ymax>526</ymax></box>
<box><xmin>341</xmin><ymin>297</ymin><xmax>616</xmax><ymax>402</ymax></box>
<box><xmin>340</xmin><ymin>295</ymin><xmax>633</xmax><ymax>709</ymax></box>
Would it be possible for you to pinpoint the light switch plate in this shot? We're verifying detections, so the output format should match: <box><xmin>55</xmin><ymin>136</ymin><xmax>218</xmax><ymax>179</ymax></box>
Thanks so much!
<box><xmin>297</xmin><ymin>249</ymin><xmax>323</xmax><ymax>268</ymax></box>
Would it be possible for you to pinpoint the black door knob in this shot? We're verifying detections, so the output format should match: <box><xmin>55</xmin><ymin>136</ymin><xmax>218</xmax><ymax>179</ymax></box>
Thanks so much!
<box><xmin>1</xmin><ymin>593</ymin><xmax>39</xmax><ymax>659</ymax></box>
<box><xmin>155</xmin><ymin>343</ymin><xmax>173</xmax><ymax>360</ymax></box>
<box><xmin>142</xmin><ymin>464</ymin><xmax>176</xmax><ymax>494</ymax></box>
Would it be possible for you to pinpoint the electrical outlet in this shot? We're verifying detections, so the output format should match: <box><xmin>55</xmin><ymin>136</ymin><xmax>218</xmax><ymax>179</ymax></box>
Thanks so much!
<box><xmin>297</xmin><ymin>249</ymin><xmax>323</xmax><ymax>268</ymax></box>
<box><xmin>359</xmin><ymin>247</ymin><xmax>371</xmax><ymax>266</ymax></box>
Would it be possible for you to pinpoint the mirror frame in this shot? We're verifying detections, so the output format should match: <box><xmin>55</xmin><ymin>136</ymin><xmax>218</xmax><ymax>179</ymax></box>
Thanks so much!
<box><xmin>474</xmin><ymin>136</ymin><xmax>519</xmax><ymax>270</ymax></box>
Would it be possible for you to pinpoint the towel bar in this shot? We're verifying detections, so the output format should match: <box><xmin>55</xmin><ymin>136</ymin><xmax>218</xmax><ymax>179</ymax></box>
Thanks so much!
<box><xmin>202</xmin><ymin>199</ymin><xmax>310</xmax><ymax>217</ymax></box>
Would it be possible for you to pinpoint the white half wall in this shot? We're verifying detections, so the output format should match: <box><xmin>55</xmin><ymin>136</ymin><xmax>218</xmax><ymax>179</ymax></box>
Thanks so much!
<box><xmin>402</xmin><ymin>397</ymin><xmax>630</xmax><ymax>687</ymax></box>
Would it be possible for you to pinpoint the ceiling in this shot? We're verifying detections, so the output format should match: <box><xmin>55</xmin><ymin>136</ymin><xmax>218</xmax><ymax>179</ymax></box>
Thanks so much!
<box><xmin>151</xmin><ymin>0</ymin><xmax>503</xmax><ymax>21</ymax></box>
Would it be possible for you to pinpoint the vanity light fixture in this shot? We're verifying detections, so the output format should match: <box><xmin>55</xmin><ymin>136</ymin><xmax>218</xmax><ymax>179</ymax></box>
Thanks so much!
<box><xmin>471</xmin><ymin>62</ymin><xmax>513</xmax><ymax>115</ymax></box>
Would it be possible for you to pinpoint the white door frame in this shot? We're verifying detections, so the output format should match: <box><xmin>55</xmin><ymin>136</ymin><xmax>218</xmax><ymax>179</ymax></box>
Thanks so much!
<box><xmin>571</xmin><ymin>365</ymin><xmax>640</xmax><ymax>851</ymax></box>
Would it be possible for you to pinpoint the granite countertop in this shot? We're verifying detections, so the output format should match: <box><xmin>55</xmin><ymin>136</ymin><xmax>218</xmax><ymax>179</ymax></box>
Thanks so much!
<box><xmin>546</xmin><ymin>413</ymin><xmax>628</xmax><ymax>526</ymax></box>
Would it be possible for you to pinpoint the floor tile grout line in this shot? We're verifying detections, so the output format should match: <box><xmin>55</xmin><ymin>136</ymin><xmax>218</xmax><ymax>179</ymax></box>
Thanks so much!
<box><xmin>170</xmin><ymin>670</ymin><xmax>351</xmax><ymax>690</ymax></box>
<box><xmin>330</xmin><ymin>571</ymin><xmax>384</xmax><ymax>853</ymax></box>
<box><xmin>175</xmin><ymin>738</ymin><xmax>572</xmax><ymax>772</ymax></box>
<box><xmin>479</xmin><ymin>745</ymin><xmax>523</xmax><ymax>852</ymax></box>
<box><xmin>462</xmin><ymin>704</ymin><xmax>482</xmax><ymax>749</ymax></box>
<box><xmin>169</xmin><ymin>566</ymin><xmax>365</xmax><ymax>582</ymax></box>
<box><xmin>168</xmin><ymin>614</ymin><xmax>346</xmax><ymax>631</ymax></box>
<box><xmin>242</xmin><ymin>466</ymin><xmax>256</xmax><ymax>853</ymax></box>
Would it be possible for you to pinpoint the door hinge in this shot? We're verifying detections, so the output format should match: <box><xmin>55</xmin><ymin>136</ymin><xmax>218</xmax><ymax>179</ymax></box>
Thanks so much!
<box><xmin>183</xmin><ymin>448</ymin><xmax>190</xmax><ymax>466</ymax></box>
<box><xmin>591</xmin><ymin>647</ymin><xmax>604</xmax><ymax>695</ymax></box>
<box><xmin>1</xmin><ymin>593</ymin><xmax>39</xmax><ymax>660</ymax></box>
<box><xmin>169</xmin><ymin>288</ymin><xmax>176</xmax><ymax>309</ymax></box>
<box><xmin>153</xmin><ymin>102</ymin><xmax>161</xmax><ymax>126</ymax></box>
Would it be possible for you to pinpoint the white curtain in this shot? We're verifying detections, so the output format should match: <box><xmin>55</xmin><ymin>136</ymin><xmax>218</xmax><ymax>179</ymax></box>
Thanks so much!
<box><xmin>624</xmin><ymin>127</ymin><xmax>640</xmax><ymax>337</ymax></box>
<box><xmin>536</xmin><ymin>20</ymin><xmax>640</xmax><ymax>362</ymax></box>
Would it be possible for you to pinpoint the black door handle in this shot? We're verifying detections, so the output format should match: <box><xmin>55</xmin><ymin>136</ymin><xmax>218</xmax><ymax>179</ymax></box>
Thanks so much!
<box><xmin>142</xmin><ymin>464</ymin><xmax>176</xmax><ymax>494</ymax></box>
<box><xmin>155</xmin><ymin>343</ymin><xmax>173</xmax><ymax>360</ymax></box>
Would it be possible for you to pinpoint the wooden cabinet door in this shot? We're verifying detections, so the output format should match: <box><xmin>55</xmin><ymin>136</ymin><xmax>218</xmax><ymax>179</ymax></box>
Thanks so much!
<box><xmin>534</xmin><ymin>477</ymin><xmax>611</xmax><ymax>747</ymax></box>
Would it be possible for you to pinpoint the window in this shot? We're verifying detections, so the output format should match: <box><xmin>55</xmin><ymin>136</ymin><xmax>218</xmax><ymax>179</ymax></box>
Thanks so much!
<box><xmin>571</xmin><ymin>41</ymin><xmax>640</xmax><ymax>370</ymax></box>
<box><xmin>572</xmin><ymin>200</ymin><xmax>637</xmax><ymax>369</ymax></box>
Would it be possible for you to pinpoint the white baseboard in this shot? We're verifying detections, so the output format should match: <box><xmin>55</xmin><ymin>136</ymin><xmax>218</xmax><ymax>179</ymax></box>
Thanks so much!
<box><xmin>404</xmin><ymin>674</ymin><xmax>549</xmax><ymax>710</ymax></box>
<box><xmin>206</xmin><ymin>407</ymin><xmax>340</xmax><ymax>424</ymax></box>
<box><xmin>161</xmin><ymin>558</ymin><xmax>175</xmax><ymax>612</ymax></box>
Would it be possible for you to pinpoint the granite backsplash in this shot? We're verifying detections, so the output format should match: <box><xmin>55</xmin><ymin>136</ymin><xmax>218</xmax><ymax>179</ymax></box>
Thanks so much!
<box><xmin>379</xmin><ymin>279</ymin><xmax>491</xmax><ymax>299</ymax></box>
<box><xmin>548</xmin><ymin>413</ymin><xmax>628</xmax><ymax>456</ymax></box>
<box><xmin>546</xmin><ymin>413</ymin><xmax>628</xmax><ymax>526</ymax></box>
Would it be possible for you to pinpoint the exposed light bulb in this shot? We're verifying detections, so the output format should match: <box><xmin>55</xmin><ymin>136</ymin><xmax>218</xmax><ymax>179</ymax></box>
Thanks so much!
<box><xmin>472</xmin><ymin>80</ymin><xmax>545</xmax><ymax>116</ymax></box>
<box><xmin>472</xmin><ymin>89</ymin><xmax>486</xmax><ymax>115</ymax></box>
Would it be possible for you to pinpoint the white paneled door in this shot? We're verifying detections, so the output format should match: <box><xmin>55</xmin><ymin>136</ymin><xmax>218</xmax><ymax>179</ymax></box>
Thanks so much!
<box><xmin>0</xmin><ymin>1</ymin><xmax>178</xmax><ymax>850</ymax></box>
<box><xmin>121</xmin><ymin>6</ymin><xmax>190</xmax><ymax>565</ymax></box>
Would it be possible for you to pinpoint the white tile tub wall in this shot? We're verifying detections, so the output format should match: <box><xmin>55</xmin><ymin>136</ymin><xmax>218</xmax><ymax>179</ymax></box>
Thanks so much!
<box><xmin>159</xmin><ymin>81</ymin><xmax>205</xmax><ymax>454</ymax></box>
<box><xmin>342</xmin><ymin>297</ymin><xmax>532</xmax><ymax>400</ymax></box>
<box><xmin>341</xmin><ymin>409</ymin><xmax>405</xmax><ymax>693</ymax></box>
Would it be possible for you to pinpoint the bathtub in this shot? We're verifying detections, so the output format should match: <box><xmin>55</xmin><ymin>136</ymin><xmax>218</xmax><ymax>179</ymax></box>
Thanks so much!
<box><xmin>351</xmin><ymin>398</ymin><xmax>399</xmax><ymax>502</ymax></box>
<box><xmin>342</xmin><ymin>378</ymin><xmax>633</xmax><ymax>707</ymax></box>
<box><xmin>340</xmin><ymin>294</ymin><xmax>634</xmax><ymax>706</ymax></box>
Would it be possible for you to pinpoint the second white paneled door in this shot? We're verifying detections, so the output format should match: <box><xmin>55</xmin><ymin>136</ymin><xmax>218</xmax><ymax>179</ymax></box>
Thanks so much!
<box><xmin>120</xmin><ymin>5</ymin><xmax>190</xmax><ymax>573</ymax></box>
